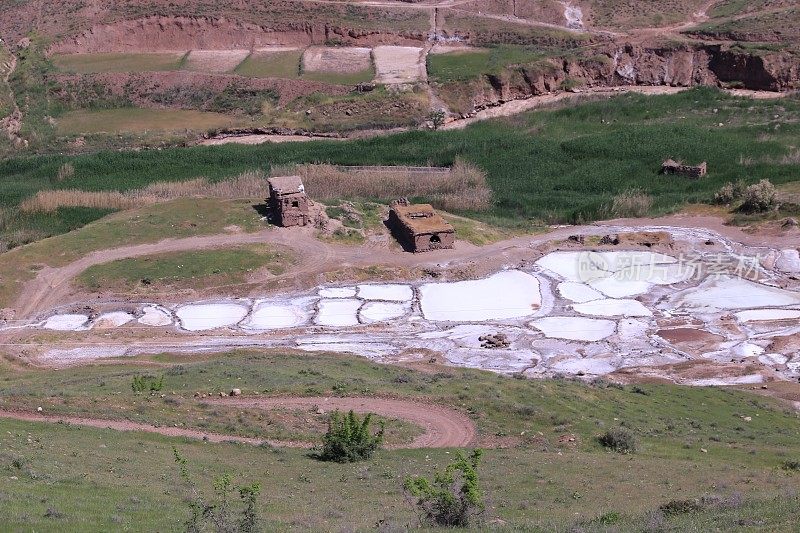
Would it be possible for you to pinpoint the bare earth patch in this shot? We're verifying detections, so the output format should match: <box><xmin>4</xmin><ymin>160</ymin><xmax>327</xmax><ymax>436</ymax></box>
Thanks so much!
<box><xmin>302</xmin><ymin>46</ymin><xmax>372</xmax><ymax>74</ymax></box>
<box><xmin>373</xmin><ymin>45</ymin><xmax>424</xmax><ymax>84</ymax></box>
<box><xmin>183</xmin><ymin>49</ymin><xmax>250</xmax><ymax>73</ymax></box>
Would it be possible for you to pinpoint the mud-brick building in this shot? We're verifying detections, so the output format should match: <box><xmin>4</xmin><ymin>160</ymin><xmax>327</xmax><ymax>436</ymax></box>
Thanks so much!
<box><xmin>661</xmin><ymin>159</ymin><xmax>707</xmax><ymax>178</ymax></box>
<box><xmin>387</xmin><ymin>201</ymin><xmax>455</xmax><ymax>252</ymax></box>
<box><xmin>268</xmin><ymin>176</ymin><xmax>310</xmax><ymax>227</ymax></box>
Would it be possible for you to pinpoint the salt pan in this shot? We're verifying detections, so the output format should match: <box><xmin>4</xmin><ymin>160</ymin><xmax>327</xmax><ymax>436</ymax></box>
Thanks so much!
<box><xmin>176</xmin><ymin>303</ymin><xmax>249</xmax><ymax>331</ymax></box>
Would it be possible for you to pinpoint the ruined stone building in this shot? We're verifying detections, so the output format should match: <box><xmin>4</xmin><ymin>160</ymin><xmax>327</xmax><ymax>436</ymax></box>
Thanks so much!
<box><xmin>267</xmin><ymin>175</ymin><xmax>310</xmax><ymax>227</ymax></box>
<box><xmin>661</xmin><ymin>159</ymin><xmax>708</xmax><ymax>178</ymax></box>
<box><xmin>387</xmin><ymin>201</ymin><xmax>455</xmax><ymax>252</ymax></box>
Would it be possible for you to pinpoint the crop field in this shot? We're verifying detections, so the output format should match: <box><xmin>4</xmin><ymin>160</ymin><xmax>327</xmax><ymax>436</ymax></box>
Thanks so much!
<box><xmin>55</xmin><ymin>108</ymin><xmax>242</xmax><ymax>135</ymax></box>
<box><xmin>0</xmin><ymin>350</ymin><xmax>799</xmax><ymax>530</ymax></box>
<box><xmin>689</xmin><ymin>6</ymin><xmax>800</xmax><ymax>46</ymax></box>
<box><xmin>51</xmin><ymin>52</ymin><xmax>187</xmax><ymax>73</ymax></box>
<box><xmin>583</xmin><ymin>0</ymin><xmax>710</xmax><ymax>29</ymax></box>
<box><xmin>234</xmin><ymin>48</ymin><xmax>302</xmax><ymax>78</ymax></box>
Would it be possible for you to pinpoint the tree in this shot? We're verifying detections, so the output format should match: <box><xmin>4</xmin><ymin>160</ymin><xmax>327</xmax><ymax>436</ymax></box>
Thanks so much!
<box><xmin>318</xmin><ymin>410</ymin><xmax>384</xmax><ymax>463</ymax></box>
<box><xmin>404</xmin><ymin>449</ymin><xmax>484</xmax><ymax>527</ymax></box>
<box><xmin>428</xmin><ymin>109</ymin><xmax>446</xmax><ymax>130</ymax></box>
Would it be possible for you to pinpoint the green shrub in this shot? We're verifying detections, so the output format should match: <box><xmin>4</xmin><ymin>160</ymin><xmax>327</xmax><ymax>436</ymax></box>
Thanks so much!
<box><xmin>741</xmin><ymin>179</ymin><xmax>777</xmax><ymax>212</ymax></box>
<box><xmin>781</xmin><ymin>460</ymin><xmax>800</xmax><ymax>471</ymax></box>
<box><xmin>714</xmin><ymin>179</ymin><xmax>746</xmax><ymax>204</ymax></box>
<box><xmin>317</xmin><ymin>410</ymin><xmax>384</xmax><ymax>463</ymax></box>
<box><xmin>131</xmin><ymin>374</ymin><xmax>164</xmax><ymax>393</ymax></box>
<box><xmin>405</xmin><ymin>449</ymin><xmax>484</xmax><ymax>528</ymax></box>
<box><xmin>598</xmin><ymin>428</ymin><xmax>637</xmax><ymax>454</ymax></box>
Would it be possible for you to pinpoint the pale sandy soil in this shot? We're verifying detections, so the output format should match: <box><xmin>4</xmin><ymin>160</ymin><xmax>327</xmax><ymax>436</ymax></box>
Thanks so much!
<box><xmin>302</xmin><ymin>46</ymin><xmax>372</xmax><ymax>73</ymax></box>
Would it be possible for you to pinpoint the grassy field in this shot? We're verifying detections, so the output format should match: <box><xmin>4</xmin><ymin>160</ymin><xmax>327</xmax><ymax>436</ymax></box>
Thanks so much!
<box><xmin>428</xmin><ymin>46</ymin><xmax>547</xmax><ymax>83</ymax></box>
<box><xmin>584</xmin><ymin>0</ymin><xmax>710</xmax><ymax>29</ymax></box>
<box><xmin>51</xmin><ymin>52</ymin><xmax>187</xmax><ymax>73</ymax></box>
<box><xmin>56</xmin><ymin>108</ymin><xmax>243</xmax><ymax>135</ymax></box>
<box><xmin>301</xmin><ymin>68</ymin><xmax>375</xmax><ymax>86</ymax></box>
<box><xmin>77</xmin><ymin>244</ymin><xmax>293</xmax><ymax>292</ymax></box>
<box><xmin>0</xmin><ymin>350</ymin><xmax>799</xmax><ymax>530</ymax></box>
<box><xmin>2</xmin><ymin>89</ymin><xmax>800</xmax><ymax>247</ymax></box>
<box><xmin>235</xmin><ymin>49</ymin><xmax>302</xmax><ymax>79</ymax></box>
<box><xmin>0</xmin><ymin>198</ymin><xmax>266</xmax><ymax>308</ymax></box>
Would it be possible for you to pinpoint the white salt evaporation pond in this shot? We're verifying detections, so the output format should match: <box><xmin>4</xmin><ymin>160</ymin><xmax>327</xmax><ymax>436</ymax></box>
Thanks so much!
<box><xmin>175</xmin><ymin>302</ymin><xmax>249</xmax><ymax>332</ymax></box>
<box><xmin>419</xmin><ymin>271</ymin><xmax>541</xmax><ymax>322</ymax></box>
<box><xmin>17</xmin><ymin>233</ymin><xmax>800</xmax><ymax>384</ymax></box>
<box><xmin>670</xmin><ymin>276</ymin><xmax>800</xmax><ymax>311</ymax></box>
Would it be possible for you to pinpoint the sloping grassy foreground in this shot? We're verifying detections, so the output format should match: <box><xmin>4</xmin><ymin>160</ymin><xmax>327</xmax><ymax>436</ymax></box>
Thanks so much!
<box><xmin>0</xmin><ymin>351</ymin><xmax>799</xmax><ymax>530</ymax></box>
<box><xmin>2</xmin><ymin>88</ymin><xmax>799</xmax><ymax>248</ymax></box>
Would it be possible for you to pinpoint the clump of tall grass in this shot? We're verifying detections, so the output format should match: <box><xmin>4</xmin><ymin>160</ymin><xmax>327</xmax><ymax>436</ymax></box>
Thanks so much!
<box><xmin>52</xmin><ymin>162</ymin><xmax>75</xmax><ymax>183</ymax></box>
<box><xmin>610</xmin><ymin>189</ymin><xmax>653</xmax><ymax>218</ymax></box>
<box><xmin>19</xmin><ymin>164</ymin><xmax>489</xmax><ymax>215</ymax></box>
<box><xmin>284</xmin><ymin>159</ymin><xmax>491</xmax><ymax>211</ymax></box>
<box><xmin>19</xmin><ymin>172</ymin><xmax>270</xmax><ymax>214</ymax></box>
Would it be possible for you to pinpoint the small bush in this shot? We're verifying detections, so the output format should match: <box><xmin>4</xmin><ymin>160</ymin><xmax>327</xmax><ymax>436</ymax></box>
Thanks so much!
<box><xmin>405</xmin><ymin>449</ymin><xmax>484</xmax><ymax>528</ymax></box>
<box><xmin>317</xmin><ymin>410</ymin><xmax>384</xmax><ymax>463</ymax></box>
<box><xmin>741</xmin><ymin>179</ymin><xmax>777</xmax><ymax>212</ymax></box>
<box><xmin>131</xmin><ymin>374</ymin><xmax>164</xmax><ymax>393</ymax></box>
<box><xmin>781</xmin><ymin>460</ymin><xmax>800</xmax><ymax>471</ymax></box>
<box><xmin>610</xmin><ymin>189</ymin><xmax>652</xmax><ymax>218</ymax></box>
<box><xmin>659</xmin><ymin>498</ymin><xmax>704</xmax><ymax>516</ymax></box>
<box><xmin>598</xmin><ymin>428</ymin><xmax>637</xmax><ymax>454</ymax></box>
<box><xmin>714</xmin><ymin>179</ymin><xmax>747</xmax><ymax>204</ymax></box>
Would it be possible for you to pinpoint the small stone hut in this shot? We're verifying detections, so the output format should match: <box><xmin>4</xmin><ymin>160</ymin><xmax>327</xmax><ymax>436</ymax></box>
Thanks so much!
<box><xmin>661</xmin><ymin>159</ymin><xmax>707</xmax><ymax>178</ymax></box>
<box><xmin>268</xmin><ymin>175</ymin><xmax>310</xmax><ymax>227</ymax></box>
<box><xmin>387</xmin><ymin>200</ymin><xmax>455</xmax><ymax>252</ymax></box>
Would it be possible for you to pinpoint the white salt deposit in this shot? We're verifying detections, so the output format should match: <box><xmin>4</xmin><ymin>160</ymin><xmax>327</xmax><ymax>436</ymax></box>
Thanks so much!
<box><xmin>318</xmin><ymin>287</ymin><xmax>357</xmax><ymax>298</ymax></box>
<box><xmin>557</xmin><ymin>282</ymin><xmax>603</xmax><ymax>303</ymax></box>
<box><xmin>776</xmin><ymin>249</ymin><xmax>800</xmax><ymax>273</ymax></box>
<box><xmin>735</xmin><ymin>309</ymin><xmax>800</xmax><ymax>322</ymax></box>
<box><xmin>734</xmin><ymin>343</ymin><xmax>765</xmax><ymax>357</ymax></box>
<box><xmin>359</xmin><ymin>302</ymin><xmax>409</xmax><ymax>323</ymax></box>
<box><xmin>316</xmin><ymin>299</ymin><xmax>361</xmax><ymax>327</ymax></box>
<box><xmin>673</xmin><ymin>276</ymin><xmax>800</xmax><ymax>311</ymax></box>
<box><xmin>550</xmin><ymin>358</ymin><xmax>617</xmax><ymax>375</ymax></box>
<box><xmin>531</xmin><ymin>317</ymin><xmax>616</xmax><ymax>341</ymax></box>
<box><xmin>419</xmin><ymin>271</ymin><xmax>541</xmax><ymax>322</ymax></box>
<box><xmin>588</xmin><ymin>276</ymin><xmax>651</xmax><ymax>298</ymax></box>
<box><xmin>245</xmin><ymin>300</ymin><xmax>310</xmax><ymax>330</ymax></box>
<box><xmin>175</xmin><ymin>303</ymin><xmax>249</xmax><ymax>332</ymax></box>
<box><xmin>536</xmin><ymin>251</ymin><xmax>679</xmax><ymax>285</ymax></box>
<box><xmin>91</xmin><ymin>312</ymin><xmax>134</xmax><ymax>329</ymax></box>
<box><xmin>357</xmin><ymin>284</ymin><xmax>413</xmax><ymax>301</ymax></box>
<box><xmin>43</xmin><ymin>314</ymin><xmax>89</xmax><ymax>331</ymax></box>
<box><xmin>138</xmin><ymin>306</ymin><xmax>173</xmax><ymax>327</ymax></box>
<box><xmin>573</xmin><ymin>299</ymin><xmax>652</xmax><ymax>317</ymax></box>
<box><xmin>688</xmin><ymin>374</ymin><xmax>764</xmax><ymax>386</ymax></box>
<box><xmin>759</xmin><ymin>353</ymin><xmax>788</xmax><ymax>366</ymax></box>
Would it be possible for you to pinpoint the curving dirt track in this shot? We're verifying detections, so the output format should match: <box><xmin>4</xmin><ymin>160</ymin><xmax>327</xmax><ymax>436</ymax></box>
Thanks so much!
<box><xmin>0</xmin><ymin>395</ymin><xmax>475</xmax><ymax>449</ymax></box>
<box><xmin>214</xmin><ymin>396</ymin><xmax>476</xmax><ymax>448</ymax></box>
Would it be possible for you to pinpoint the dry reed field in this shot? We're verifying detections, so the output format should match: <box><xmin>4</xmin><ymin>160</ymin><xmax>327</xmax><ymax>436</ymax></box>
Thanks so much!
<box><xmin>18</xmin><ymin>161</ymin><xmax>492</xmax><ymax>214</ymax></box>
<box><xmin>281</xmin><ymin>160</ymin><xmax>491</xmax><ymax>211</ymax></box>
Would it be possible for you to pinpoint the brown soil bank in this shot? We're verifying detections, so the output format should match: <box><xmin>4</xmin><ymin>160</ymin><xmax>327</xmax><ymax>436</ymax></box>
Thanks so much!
<box><xmin>48</xmin><ymin>16</ymin><xmax>425</xmax><ymax>54</ymax></box>
<box><xmin>460</xmin><ymin>42</ymin><xmax>799</xmax><ymax>114</ymax></box>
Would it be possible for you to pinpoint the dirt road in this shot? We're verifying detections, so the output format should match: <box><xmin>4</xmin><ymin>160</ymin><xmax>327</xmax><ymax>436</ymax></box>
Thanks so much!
<box><xmin>0</xmin><ymin>395</ymin><xmax>476</xmax><ymax>449</ymax></box>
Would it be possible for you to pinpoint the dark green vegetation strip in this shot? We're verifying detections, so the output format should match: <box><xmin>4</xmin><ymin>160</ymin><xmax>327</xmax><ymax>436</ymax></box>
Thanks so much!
<box><xmin>0</xmin><ymin>351</ymin><xmax>799</xmax><ymax>530</ymax></box>
<box><xmin>2</xmin><ymin>88</ymin><xmax>800</xmax><ymax>241</ymax></box>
